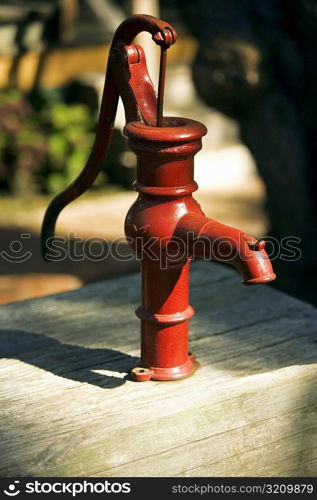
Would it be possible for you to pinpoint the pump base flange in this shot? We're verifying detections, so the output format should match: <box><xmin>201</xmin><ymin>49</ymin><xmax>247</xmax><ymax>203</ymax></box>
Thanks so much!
<box><xmin>131</xmin><ymin>354</ymin><xmax>196</xmax><ymax>382</ymax></box>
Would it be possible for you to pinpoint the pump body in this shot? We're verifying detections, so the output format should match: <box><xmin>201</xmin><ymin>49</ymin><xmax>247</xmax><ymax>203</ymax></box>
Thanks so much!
<box><xmin>41</xmin><ymin>15</ymin><xmax>276</xmax><ymax>382</ymax></box>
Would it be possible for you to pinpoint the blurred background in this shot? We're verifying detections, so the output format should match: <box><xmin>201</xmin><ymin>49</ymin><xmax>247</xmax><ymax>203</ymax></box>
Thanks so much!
<box><xmin>0</xmin><ymin>0</ymin><xmax>316</xmax><ymax>305</ymax></box>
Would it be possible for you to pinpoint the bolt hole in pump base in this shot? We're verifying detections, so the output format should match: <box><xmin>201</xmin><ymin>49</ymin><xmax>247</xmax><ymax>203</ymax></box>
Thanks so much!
<box><xmin>41</xmin><ymin>15</ymin><xmax>276</xmax><ymax>382</ymax></box>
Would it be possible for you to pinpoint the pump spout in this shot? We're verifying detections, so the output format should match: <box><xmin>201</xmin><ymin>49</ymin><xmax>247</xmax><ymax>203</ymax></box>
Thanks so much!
<box><xmin>176</xmin><ymin>214</ymin><xmax>276</xmax><ymax>285</ymax></box>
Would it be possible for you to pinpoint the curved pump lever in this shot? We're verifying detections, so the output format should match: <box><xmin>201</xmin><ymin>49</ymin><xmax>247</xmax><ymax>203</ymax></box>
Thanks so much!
<box><xmin>41</xmin><ymin>14</ymin><xmax>177</xmax><ymax>260</ymax></box>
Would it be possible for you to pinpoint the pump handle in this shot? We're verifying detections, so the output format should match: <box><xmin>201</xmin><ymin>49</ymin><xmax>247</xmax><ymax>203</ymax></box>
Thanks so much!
<box><xmin>41</xmin><ymin>15</ymin><xmax>177</xmax><ymax>260</ymax></box>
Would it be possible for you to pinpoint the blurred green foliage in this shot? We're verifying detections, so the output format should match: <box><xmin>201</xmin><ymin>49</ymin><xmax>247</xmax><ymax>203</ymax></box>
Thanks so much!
<box><xmin>0</xmin><ymin>89</ymin><xmax>101</xmax><ymax>195</ymax></box>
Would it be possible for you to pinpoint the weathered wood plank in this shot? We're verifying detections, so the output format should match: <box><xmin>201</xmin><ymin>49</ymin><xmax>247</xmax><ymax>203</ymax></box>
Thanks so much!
<box><xmin>0</xmin><ymin>261</ymin><xmax>316</xmax><ymax>477</ymax></box>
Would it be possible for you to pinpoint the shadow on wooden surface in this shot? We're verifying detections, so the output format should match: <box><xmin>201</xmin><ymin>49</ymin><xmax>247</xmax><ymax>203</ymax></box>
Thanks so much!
<box><xmin>0</xmin><ymin>329</ymin><xmax>137</xmax><ymax>389</ymax></box>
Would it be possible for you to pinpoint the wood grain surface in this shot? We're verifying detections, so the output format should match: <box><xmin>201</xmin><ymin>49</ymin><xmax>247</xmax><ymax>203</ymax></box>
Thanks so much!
<box><xmin>0</xmin><ymin>261</ymin><xmax>316</xmax><ymax>477</ymax></box>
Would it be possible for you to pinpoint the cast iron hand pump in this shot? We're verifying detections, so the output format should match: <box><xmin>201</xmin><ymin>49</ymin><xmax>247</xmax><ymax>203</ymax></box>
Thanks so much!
<box><xmin>41</xmin><ymin>15</ymin><xmax>276</xmax><ymax>381</ymax></box>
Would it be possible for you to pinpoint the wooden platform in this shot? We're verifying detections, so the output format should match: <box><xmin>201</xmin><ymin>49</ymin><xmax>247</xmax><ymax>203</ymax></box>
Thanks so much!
<box><xmin>0</xmin><ymin>261</ymin><xmax>316</xmax><ymax>477</ymax></box>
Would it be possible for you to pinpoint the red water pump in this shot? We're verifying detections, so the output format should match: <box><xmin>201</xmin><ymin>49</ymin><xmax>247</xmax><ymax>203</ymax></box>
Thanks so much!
<box><xmin>41</xmin><ymin>15</ymin><xmax>276</xmax><ymax>382</ymax></box>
